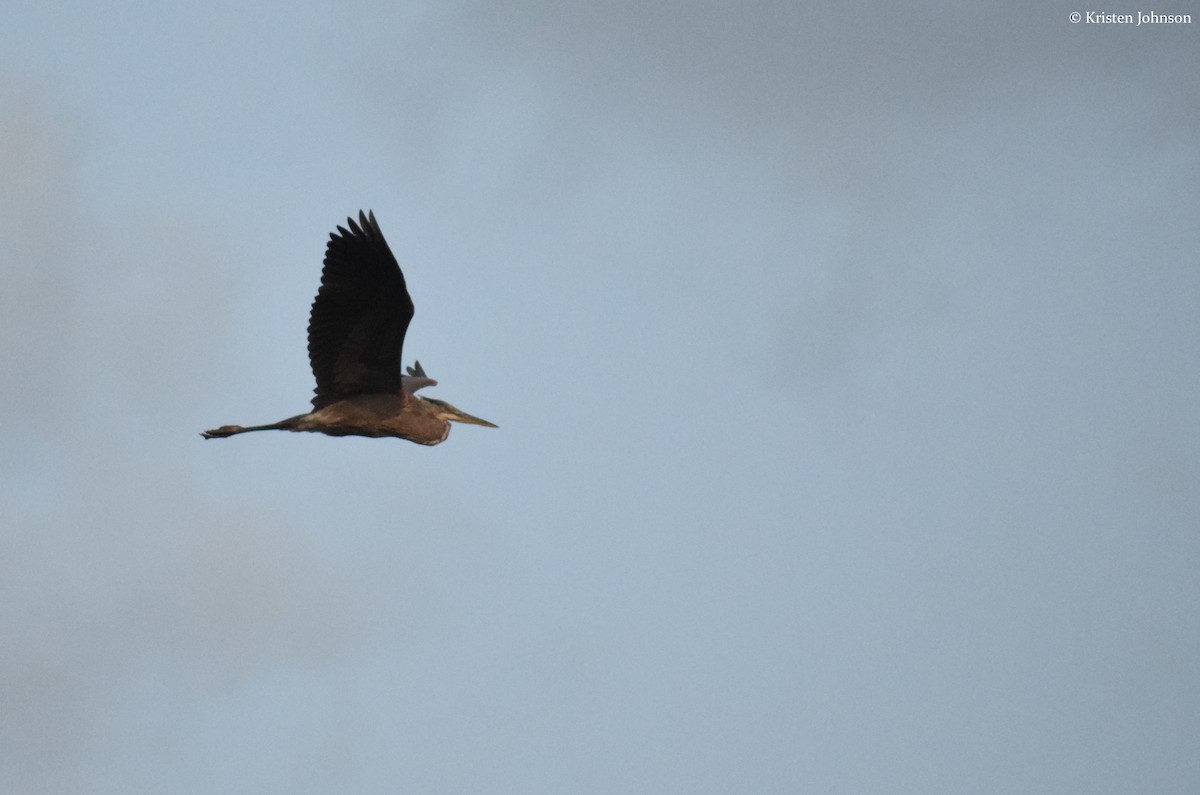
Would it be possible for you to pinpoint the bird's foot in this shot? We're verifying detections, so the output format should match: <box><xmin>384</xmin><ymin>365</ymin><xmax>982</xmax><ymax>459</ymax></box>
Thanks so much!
<box><xmin>201</xmin><ymin>425</ymin><xmax>241</xmax><ymax>439</ymax></box>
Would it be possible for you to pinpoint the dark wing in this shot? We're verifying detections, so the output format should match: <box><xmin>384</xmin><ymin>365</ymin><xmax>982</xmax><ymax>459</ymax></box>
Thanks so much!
<box><xmin>307</xmin><ymin>211</ymin><xmax>414</xmax><ymax>409</ymax></box>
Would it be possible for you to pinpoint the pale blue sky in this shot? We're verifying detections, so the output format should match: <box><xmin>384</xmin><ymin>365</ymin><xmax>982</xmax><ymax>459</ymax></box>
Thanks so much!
<box><xmin>2</xmin><ymin>2</ymin><xmax>1198</xmax><ymax>792</ymax></box>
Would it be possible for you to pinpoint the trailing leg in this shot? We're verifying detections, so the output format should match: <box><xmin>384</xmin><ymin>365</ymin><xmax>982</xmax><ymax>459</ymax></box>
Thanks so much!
<box><xmin>200</xmin><ymin>417</ymin><xmax>299</xmax><ymax>439</ymax></box>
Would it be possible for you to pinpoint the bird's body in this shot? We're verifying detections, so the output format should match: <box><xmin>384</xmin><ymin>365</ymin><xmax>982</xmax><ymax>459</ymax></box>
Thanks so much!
<box><xmin>204</xmin><ymin>393</ymin><xmax>451</xmax><ymax>444</ymax></box>
<box><xmin>202</xmin><ymin>211</ymin><xmax>495</xmax><ymax>444</ymax></box>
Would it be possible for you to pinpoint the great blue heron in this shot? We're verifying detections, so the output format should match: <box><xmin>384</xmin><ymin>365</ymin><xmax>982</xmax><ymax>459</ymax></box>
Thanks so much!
<box><xmin>202</xmin><ymin>211</ymin><xmax>496</xmax><ymax>445</ymax></box>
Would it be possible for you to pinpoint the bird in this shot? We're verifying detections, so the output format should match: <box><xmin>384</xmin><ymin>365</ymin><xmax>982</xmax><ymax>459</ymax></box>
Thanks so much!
<box><xmin>202</xmin><ymin>211</ymin><xmax>496</xmax><ymax>445</ymax></box>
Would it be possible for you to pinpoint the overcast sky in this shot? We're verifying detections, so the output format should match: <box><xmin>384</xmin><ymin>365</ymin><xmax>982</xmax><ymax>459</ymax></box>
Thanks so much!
<box><xmin>2</xmin><ymin>2</ymin><xmax>1198</xmax><ymax>792</ymax></box>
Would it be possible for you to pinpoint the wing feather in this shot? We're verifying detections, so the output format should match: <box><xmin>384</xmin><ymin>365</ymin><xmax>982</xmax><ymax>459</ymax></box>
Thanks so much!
<box><xmin>306</xmin><ymin>211</ymin><xmax>414</xmax><ymax>409</ymax></box>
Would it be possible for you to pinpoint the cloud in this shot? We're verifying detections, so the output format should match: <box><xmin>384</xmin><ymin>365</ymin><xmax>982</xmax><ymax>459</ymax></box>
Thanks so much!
<box><xmin>0</xmin><ymin>73</ymin><xmax>363</xmax><ymax>793</ymax></box>
<box><xmin>0</xmin><ymin>73</ymin><xmax>83</xmax><ymax>436</ymax></box>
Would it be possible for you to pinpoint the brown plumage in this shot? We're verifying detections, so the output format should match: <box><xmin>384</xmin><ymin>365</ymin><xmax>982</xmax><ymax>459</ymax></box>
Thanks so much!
<box><xmin>202</xmin><ymin>211</ymin><xmax>496</xmax><ymax>445</ymax></box>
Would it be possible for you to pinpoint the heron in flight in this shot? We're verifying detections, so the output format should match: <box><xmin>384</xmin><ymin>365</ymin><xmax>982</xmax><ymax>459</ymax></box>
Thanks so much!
<box><xmin>202</xmin><ymin>211</ymin><xmax>496</xmax><ymax>445</ymax></box>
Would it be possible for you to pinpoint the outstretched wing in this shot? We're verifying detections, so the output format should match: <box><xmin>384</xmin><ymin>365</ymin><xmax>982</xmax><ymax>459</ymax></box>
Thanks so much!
<box><xmin>307</xmin><ymin>211</ymin><xmax>414</xmax><ymax>409</ymax></box>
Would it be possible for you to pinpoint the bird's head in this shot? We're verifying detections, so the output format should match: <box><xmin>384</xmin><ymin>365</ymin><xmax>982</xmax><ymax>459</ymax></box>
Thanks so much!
<box><xmin>424</xmin><ymin>397</ymin><xmax>498</xmax><ymax>428</ymax></box>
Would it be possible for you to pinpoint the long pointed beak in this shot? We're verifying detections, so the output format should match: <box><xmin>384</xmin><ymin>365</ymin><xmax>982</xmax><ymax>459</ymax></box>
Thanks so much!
<box><xmin>447</xmin><ymin>408</ymin><xmax>498</xmax><ymax>428</ymax></box>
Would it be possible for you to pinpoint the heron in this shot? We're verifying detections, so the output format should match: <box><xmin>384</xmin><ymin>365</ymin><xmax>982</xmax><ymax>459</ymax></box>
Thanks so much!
<box><xmin>202</xmin><ymin>211</ymin><xmax>496</xmax><ymax>445</ymax></box>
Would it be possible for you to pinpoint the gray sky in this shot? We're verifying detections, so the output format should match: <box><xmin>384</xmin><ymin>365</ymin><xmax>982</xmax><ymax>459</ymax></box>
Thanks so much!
<box><xmin>2</xmin><ymin>2</ymin><xmax>1198</xmax><ymax>792</ymax></box>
